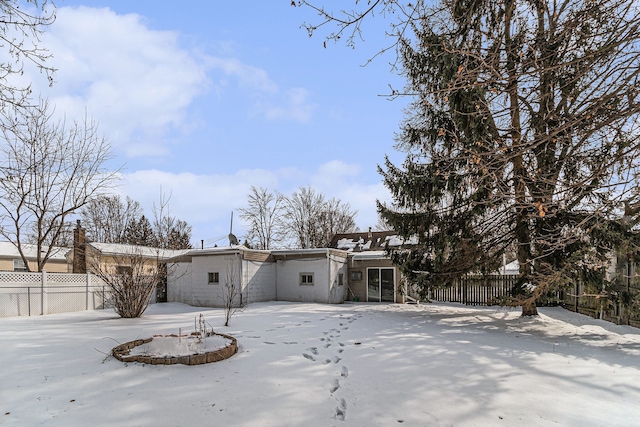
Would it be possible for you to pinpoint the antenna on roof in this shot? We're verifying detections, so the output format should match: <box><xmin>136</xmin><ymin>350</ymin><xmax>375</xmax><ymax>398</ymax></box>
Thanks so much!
<box><xmin>228</xmin><ymin>211</ymin><xmax>239</xmax><ymax>246</ymax></box>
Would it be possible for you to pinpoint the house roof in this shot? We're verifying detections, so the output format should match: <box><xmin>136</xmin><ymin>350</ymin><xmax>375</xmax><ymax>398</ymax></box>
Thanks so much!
<box><xmin>329</xmin><ymin>231</ymin><xmax>418</xmax><ymax>252</ymax></box>
<box><xmin>87</xmin><ymin>242</ymin><xmax>191</xmax><ymax>260</ymax></box>
<box><xmin>350</xmin><ymin>250</ymin><xmax>389</xmax><ymax>261</ymax></box>
<box><xmin>0</xmin><ymin>241</ymin><xmax>68</xmax><ymax>262</ymax></box>
<box><xmin>184</xmin><ymin>245</ymin><xmax>252</xmax><ymax>256</ymax></box>
<box><xmin>175</xmin><ymin>246</ymin><xmax>349</xmax><ymax>262</ymax></box>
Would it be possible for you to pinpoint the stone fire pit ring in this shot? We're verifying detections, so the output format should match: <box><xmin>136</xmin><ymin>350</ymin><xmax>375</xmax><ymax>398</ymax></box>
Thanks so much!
<box><xmin>111</xmin><ymin>331</ymin><xmax>238</xmax><ymax>366</ymax></box>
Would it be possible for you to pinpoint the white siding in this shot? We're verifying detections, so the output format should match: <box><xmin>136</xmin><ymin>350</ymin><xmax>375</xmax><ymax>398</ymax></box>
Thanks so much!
<box><xmin>328</xmin><ymin>254</ymin><xmax>348</xmax><ymax>304</ymax></box>
<box><xmin>275</xmin><ymin>258</ymin><xmax>330</xmax><ymax>303</ymax></box>
<box><xmin>167</xmin><ymin>262</ymin><xmax>192</xmax><ymax>304</ymax></box>
<box><xmin>244</xmin><ymin>259</ymin><xmax>276</xmax><ymax>303</ymax></box>
<box><xmin>167</xmin><ymin>249</ymin><xmax>350</xmax><ymax>306</ymax></box>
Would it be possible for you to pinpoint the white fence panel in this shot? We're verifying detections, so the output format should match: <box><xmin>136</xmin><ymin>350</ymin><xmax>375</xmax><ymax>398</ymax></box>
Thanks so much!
<box><xmin>0</xmin><ymin>271</ymin><xmax>111</xmax><ymax>318</ymax></box>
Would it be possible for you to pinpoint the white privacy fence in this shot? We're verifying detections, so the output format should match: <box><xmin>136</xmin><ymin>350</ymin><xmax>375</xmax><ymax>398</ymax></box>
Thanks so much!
<box><xmin>0</xmin><ymin>271</ymin><xmax>111</xmax><ymax>318</ymax></box>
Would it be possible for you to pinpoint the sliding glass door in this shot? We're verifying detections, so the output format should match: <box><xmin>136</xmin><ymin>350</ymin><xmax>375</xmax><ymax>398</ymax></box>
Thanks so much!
<box><xmin>367</xmin><ymin>268</ymin><xmax>395</xmax><ymax>302</ymax></box>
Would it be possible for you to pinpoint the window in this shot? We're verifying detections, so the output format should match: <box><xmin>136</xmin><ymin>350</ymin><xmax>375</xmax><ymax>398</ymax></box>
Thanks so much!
<box><xmin>338</xmin><ymin>273</ymin><xmax>344</xmax><ymax>286</ymax></box>
<box><xmin>116</xmin><ymin>265</ymin><xmax>133</xmax><ymax>276</ymax></box>
<box><xmin>208</xmin><ymin>272</ymin><xmax>219</xmax><ymax>284</ymax></box>
<box><xmin>300</xmin><ymin>273</ymin><xmax>314</xmax><ymax>285</ymax></box>
<box><xmin>13</xmin><ymin>259</ymin><xmax>27</xmax><ymax>272</ymax></box>
<box><xmin>350</xmin><ymin>270</ymin><xmax>362</xmax><ymax>281</ymax></box>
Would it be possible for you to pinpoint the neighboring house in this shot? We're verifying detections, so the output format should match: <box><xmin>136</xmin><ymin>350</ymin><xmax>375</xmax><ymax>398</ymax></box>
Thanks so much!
<box><xmin>167</xmin><ymin>246</ymin><xmax>349</xmax><ymax>307</ymax></box>
<box><xmin>67</xmin><ymin>222</ymin><xmax>190</xmax><ymax>302</ymax></box>
<box><xmin>0</xmin><ymin>241</ymin><xmax>69</xmax><ymax>273</ymax></box>
<box><xmin>68</xmin><ymin>221</ymin><xmax>190</xmax><ymax>274</ymax></box>
<box><xmin>329</xmin><ymin>230</ymin><xmax>419</xmax><ymax>303</ymax></box>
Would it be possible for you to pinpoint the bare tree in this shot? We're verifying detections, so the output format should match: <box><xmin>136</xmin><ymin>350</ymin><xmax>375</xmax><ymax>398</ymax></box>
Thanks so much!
<box><xmin>239</xmin><ymin>186</ymin><xmax>286</xmax><ymax>249</ymax></box>
<box><xmin>0</xmin><ymin>0</ymin><xmax>56</xmax><ymax>111</ymax></box>
<box><xmin>80</xmin><ymin>195</ymin><xmax>143</xmax><ymax>243</ymax></box>
<box><xmin>152</xmin><ymin>189</ymin><xmax>192</xmax><ymax>250</ymax></box>
<box><xmin>221</xmin><ymin>263</ymin><xmax>243</xmax><ymax>326</ymax></box>
<box><xmin>91</xmin><ymin>248</ymin><xmax>165</xmax><ymax>318</ymax></box>
<box><xmin>284</xmin><ymin>186</ymin><xmax>358</xmax><ymax>248</ymax></box>
<box><xmin>284</xmin><ymin>186</ymin><xmax>325</xmax><ymax>248</ymax></box>
<box><xmin>0</xmin><ymin>99</ymin><xmax>118</xmax><ymax>271</ymax></box>
<box><xmin>316</xmin><ymin>197</ymin><xmax>358</xmax><ymax>248</ymax></box>
<box><xmin>375</xmin><ymin>214</ymin><xmax>393</xmax><ymax>232</ymax></box>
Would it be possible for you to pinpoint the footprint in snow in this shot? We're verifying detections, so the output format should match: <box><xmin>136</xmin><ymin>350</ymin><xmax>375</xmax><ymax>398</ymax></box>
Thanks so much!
<box><xmin>307</xmin><ymin>347</ymin><xmax>319</xmax><ymax>355</ymax></box>
<box><xmin>322</xmin><ymin>359</ymin><xmax>332</xmax><ymax>365</ymax></box>
<box><xmin>335</xmin><ymin>398</ymin><xmax>347</xmax><ymax>421</ymax></box>
<box><xmin>332</xmin><ymin>356</ymin><xmax>342</xmax><ymax>364</ymax></box>
<box><xmin>324</xmin><ymin>343</ymin><xmax>331</xmax><ymax>348</ymax></box>
<box><xmin>340</xmin><ymin>366</ymin><xmax>349</xmax><ymax>378</ymax></box>
<box><xmin>303</xmin><ymin>353</ymin><xmax>316</xmax><ymax>361</ymax></box>
<box><xmin>329</xmin><ymin>379</ymin><xmax>340</xmax><ymax>393</ymax></box>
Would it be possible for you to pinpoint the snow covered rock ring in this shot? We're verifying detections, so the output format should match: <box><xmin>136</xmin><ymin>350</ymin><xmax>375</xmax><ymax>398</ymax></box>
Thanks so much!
<box><xmin>111</xmin><ymin>331</ymin><xmax>237</xmax><ymax>365</ymax></box>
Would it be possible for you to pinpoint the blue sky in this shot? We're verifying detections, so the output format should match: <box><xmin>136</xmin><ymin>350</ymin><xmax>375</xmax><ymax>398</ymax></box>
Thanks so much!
<box><xmin>24</xmin><ymin>1</ymin><xmax>409</xmax><ymax>246</ymax></box>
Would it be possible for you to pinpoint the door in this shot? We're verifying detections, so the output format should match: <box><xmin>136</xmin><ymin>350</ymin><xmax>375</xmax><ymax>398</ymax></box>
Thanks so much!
<box><xmin>367</xmin><ymin>268</ymin><xmax>395</xmax><ymax>302</ymax></box>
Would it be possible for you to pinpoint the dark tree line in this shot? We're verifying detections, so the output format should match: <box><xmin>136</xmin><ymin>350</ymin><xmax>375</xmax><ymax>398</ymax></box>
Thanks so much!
<box><xmin>80</xmin><ymin>194</ymin><xmax>192</xmax><ymax>250</ymax></box>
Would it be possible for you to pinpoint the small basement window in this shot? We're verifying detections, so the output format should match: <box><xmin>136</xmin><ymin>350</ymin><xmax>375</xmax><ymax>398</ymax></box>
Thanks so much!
<box><xmin>208</xmin><ymin>272</ymin><xmax>219</xmax><ymax>284</ymax></box>
<box><xmin>300</xmin><ymin>273</ymin><xmax>314</xmax><ymax>285</ymax></box>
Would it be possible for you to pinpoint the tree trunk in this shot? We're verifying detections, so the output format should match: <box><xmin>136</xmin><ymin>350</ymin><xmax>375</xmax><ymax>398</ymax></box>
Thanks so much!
<box><xmin>521</xmin><ymin>299</ymin><xmax>538</xmax><ymax>316</ymax></box>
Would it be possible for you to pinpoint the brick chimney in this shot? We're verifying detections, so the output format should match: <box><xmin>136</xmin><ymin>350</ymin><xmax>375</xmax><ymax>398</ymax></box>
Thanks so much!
<box><xmin>73</xmin><ymin>220</ymin><xmax>86</xmax><ymax>273</ymax></box>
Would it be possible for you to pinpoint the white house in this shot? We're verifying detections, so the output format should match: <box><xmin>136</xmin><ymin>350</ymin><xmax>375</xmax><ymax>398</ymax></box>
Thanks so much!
<box><xmin>167</xmin><ymin>246</ymin><xmax>349</xmax><ymax>307</ymax></box>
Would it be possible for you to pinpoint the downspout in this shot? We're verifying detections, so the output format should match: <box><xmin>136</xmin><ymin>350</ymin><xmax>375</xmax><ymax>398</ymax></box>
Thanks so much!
<box><xmin>327</xmin><ymin>248</ymin><xmax>332</xmax><ymax>303</ymax></box>
<box><xmin>238</xmin><ymin>251</ymin><xmax>244</xmax><ymax>306</ymax></box>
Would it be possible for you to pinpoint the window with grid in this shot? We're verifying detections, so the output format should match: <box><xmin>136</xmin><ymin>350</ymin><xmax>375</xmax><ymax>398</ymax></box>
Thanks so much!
<box><xmin>208</xmin><ymin>272</ymin><xmax>219</xmax><ymax>284</ymax></box>
<box><xmin>300</xmin><ymin>273</ymin><xmax>314</xmax><ymax>285</ymax></box>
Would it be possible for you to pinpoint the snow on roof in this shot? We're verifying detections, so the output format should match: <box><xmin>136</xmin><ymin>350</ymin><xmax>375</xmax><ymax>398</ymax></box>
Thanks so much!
<box><xmin>350</xmin><ymin>250</ymin><xmax>388</xmax><ymax>261</ymax></box>
<box><xmin>384</xmin><ymin>235</ymin><xmax>419</xmax><ymax>246</ymax></box>
<box><xmin>0</xmin><ymin>241</ymin><xmax>68</xmax><ymax>261</ymax></box>
<box><xmin>88</xmin><ymin>242</ymin><xmax>190</xmax><ymax>260</ymax></box>
<box><xmin>336</xmin><ymin>238</ymin><xmax>359</xmax><ymax>251</ymax></box>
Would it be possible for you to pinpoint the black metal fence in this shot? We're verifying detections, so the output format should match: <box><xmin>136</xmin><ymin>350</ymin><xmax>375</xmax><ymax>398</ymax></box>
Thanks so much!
<box><xmin>429</xmin><ymin>274</ymin><xmax>518</xmax><ymax>306</ymax></box>
<box><xmin>428</xmin><ymin>274</ymin><xmax>640</xmax><ymax>327</ymax></box>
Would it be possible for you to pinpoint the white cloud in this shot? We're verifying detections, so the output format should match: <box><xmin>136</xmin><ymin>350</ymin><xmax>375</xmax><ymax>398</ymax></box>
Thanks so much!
<box><xmin>260</xmin><ymin>87</ymin><xmax>317</xmax><ymax>123</ymax></box>
<box><xmin>116</xmin><ymin>160</ymin><xmax>391</xmax><ymax>243</ymax></box>
<box><xmin>19</xmin><ymin>5</ymin><xmax>317</xmax><ymax>158</ymax></box>
<box><xmin>207</xmin><ymin>57</ymin><xmax>278</xmax><ymax>93</ymax></box>
<box><xmin>38</xmin><ymin>6</ymin><xmax>209</xmax><ymax>157</ymax></box>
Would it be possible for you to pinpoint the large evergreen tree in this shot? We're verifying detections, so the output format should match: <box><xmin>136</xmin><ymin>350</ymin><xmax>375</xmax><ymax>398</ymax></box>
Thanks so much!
<box><xmin>300</xmin><ymin>0</ymin><xmax>640</xmax><ymax>315</ymax></box>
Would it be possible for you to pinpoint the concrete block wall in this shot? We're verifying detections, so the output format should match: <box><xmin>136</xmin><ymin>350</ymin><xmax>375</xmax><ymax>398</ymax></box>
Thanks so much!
<box><xmin>244</xmin><ymin>259</ymin><xmax>276</xmax><ymax>303</ymax></box>
<box><xmin>275</xmin><ymin>258</ymin><xmax>330</xmax><ymax>303</ymax></box>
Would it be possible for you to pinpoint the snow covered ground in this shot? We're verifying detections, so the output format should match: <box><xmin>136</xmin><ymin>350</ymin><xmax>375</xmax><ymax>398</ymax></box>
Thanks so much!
<box><xmin>1</xmin><ymin>301</ymin><xmax>639</xmax><ymax>426</ymax></box>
